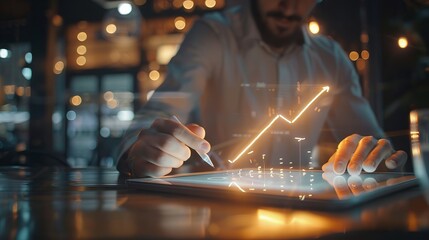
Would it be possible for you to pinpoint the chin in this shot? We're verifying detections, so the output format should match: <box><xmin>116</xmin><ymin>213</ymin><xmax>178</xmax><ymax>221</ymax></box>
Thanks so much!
<box><xmin>275</xmin><ymin>31</ymin><xmax>294</xmax><ymax>39</ymax></box>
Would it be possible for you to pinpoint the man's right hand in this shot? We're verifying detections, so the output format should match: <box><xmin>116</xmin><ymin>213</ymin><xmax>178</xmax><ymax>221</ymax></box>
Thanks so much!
<box><xmin>119</xmin><ymin>118</ymin><xmax>211</xmax><ymax>177</ymax></box>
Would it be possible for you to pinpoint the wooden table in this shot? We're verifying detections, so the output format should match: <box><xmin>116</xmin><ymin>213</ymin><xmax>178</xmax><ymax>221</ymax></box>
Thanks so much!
<box><xmin>1</xmin><ymin>167</ymin><xmax>428</xmax><ymax>239</ymax></box>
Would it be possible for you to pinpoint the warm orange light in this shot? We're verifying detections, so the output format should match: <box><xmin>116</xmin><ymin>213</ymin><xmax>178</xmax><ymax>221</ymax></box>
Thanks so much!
<box><xmin>54</xmin><ymin>61</ymin><xmax>65</xmax><ymax>74</ymax></box>
<box><xmin>107</xmin><ymin>99</ymin><xmax>118</xmax><ymax>109</ymax></box>
<box><xmin>360</xmin><ymin>33</ymin><xmax>369</xmax><ymax>43</ymax></box>
<box><xmin>308</xmin><ymin>21</ymin><xmax>320</xmax><ymax>34</ymax></box>
<box><xmin>173</xmin><ymin>0</ymin><xmax>183</xmax><ymax>8</ymax></box>
<box><xmin>183</xmin><ymin>0</ymin><xmax>194</xmax><ymax>9</ymax></box>
<box><xmin>174</xmin><ymin>17</ymin><xmax>186</xmax><ymax>30</ymax></box>
<box><xmin>106</xmin><ymin>24</ymin><xmax>117</xmax><ymax>34</ymax></box>
<box><xmin>104</xmin><ymin>91</ymin><xmax>114</xmax><ymax>101</ymax></box>
<box><xmin>258</xmin><ymin>209</ymin><xmax>286</xmax><ymax>225</ymax></box>
<box><xmin>361</xmin><ymin>50</ymin><xmax>370</xmax><ymax>60</ymax></box>
<box><xmin>70</xmin><ymin>95</ymin><xmax>82</xmax><ymax>106</ymax></box>
<box><xmin>398</xmin><ymin>37</ymin><xmax>408</xmax><ymax>48</ymax></box>
<box><xmin>349</xmin><ymin>51</ymin><xmax>359</xmax><ymax>61</ymax></box>
<box><xmin>16</xmin><ymin>87</ymin><xmax>25</xmax><ymax>97</ymax></box>
<box><xmin>205</xmin><ymin>0</ymin><xmax>216</xmax><ymax>8</ymax></box>
<box><xmin>76</xmin><ymin>56</ymin><xmax>86</xmax><ymax>66</ymax></box>
<box><xmin>149</xmin><ymin>70</ymin><xmax>160</xmax><ymax>81</ymax></box>
<box><xmin>410</xmin><ymin>111</ymin><xmax>419</xmax><ymax>141</ymax></box>
<box><xmin>4</xmin><ymin>85</ymin><xmax>15</xmax><ymax>95</ymax></box>
<box><xmin>157</xmin><ymin>45</ymin><xmax>179</xmax><ymax>65</ymax></box>
<box><xmin>77</xmin><ymin>32</ymin><xmax>87</xmax><ymax>42</ymax></box>
<box><xmin>76</xmin><ymin>45</ymin><xmax>87</xmax><ymax>55</ymax></box>
<box><xmin>52</xmin><ymin>15</ymin><xmax>63</xmax><ymax>27</ymax></box>
<box><xmin>356</xmin><ymin>58</ymin><xmax>366</xmax><ymax>72</ymax></box>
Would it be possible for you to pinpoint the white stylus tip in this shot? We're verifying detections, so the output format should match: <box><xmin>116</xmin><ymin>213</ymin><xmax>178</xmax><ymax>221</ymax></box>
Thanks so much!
<box><xmin>200</xmin><ymin>153</ymin><xmax>215</xmax><ymax>168</ymax></box>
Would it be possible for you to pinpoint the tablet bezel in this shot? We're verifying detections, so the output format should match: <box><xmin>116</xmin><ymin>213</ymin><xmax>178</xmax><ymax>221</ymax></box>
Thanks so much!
<box><xmin>127</xmin><ymin>169</ymin><xmax>418</xmax><ymax>211</ymax></box>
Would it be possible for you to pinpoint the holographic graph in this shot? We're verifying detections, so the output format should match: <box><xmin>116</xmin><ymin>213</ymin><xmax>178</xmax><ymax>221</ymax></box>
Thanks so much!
<box><xmin>228</xmin><ymin>86</ymin><xmax>329</xmax><ymax>164</ymax></box>
<box><xmin>227</xmin><ymin>168</ymin><xmax>316</xmax><ymax>201</ymax></box>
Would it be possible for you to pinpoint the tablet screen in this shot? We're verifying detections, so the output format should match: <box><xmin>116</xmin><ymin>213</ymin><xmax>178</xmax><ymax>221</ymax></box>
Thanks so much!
<box><xmin>128</xmin><ymin>169</ymin><xmax>417</xmax><ymax>209</ymax></box>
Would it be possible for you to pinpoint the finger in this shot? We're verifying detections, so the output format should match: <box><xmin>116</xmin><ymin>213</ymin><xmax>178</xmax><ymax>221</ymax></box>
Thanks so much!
<box><xmin>362</xmin><ymin>139</ymin><xmax>394</xmax><ymax>173</ymax></box>
<box><xmin>150</xmin><ymin>134</ymin><xmax>192</xmax><ymax>161</ymax></box>
<box><xmin>322</xmin><ymin>172</ymin><xmax>336</xmax><ymax>186</ymax></box>
<box><xmin>334</xmin><ymin>134</ymin><xmax>362</xmax><ymax>175</ymax></box>
<box><xmin>347</xmin><ymin>136</ymin><xmax>377</xmax><ymax>175</ymax></box>
<box><xmin>186</xmin><ymin>123</ymin><xmax>206</xmax><ymax>138</ymax></box>
<box><xmin>347</xmin><ymin>175</ymin><xmax>365</xmax><ymax>196</ymax></box>
<box><xmin>133</xmin><ymin>142</ymin><xmax>185</xmax><ymax>168</ymax></box>
<box><xmin>152</xmin><ymin>118</ymin><xmax>211</xmax><ymax>153</ymax></box>
<box><xmin>322</xmin><ymin>153</ymin><xmax>336</xmax><ymax>172</ymax></box>
<box><xmin>132</xmin><ymin>160</ymin><xmax>173</xmax><ymax>178</ymax></box>
<box><xmin>384</xmin><ymin>150</ymin><xmax>407</xmax><ymax>170</ymax></box>
<box><xmin>137</xmin><ymin>130</ymin><xmax>192</xmax><ymax>161</ymax></box>
<box><xmin>333</xmin><ymin>175</ymin><xmax>352</xmax><ymax>200</ymax></box>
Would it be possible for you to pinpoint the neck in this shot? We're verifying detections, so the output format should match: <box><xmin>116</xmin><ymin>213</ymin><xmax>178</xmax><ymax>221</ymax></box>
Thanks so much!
<box><xmin>270</xmin><ymin>45</ymin><xmax>287</xmax><ymax>54</ymax></box>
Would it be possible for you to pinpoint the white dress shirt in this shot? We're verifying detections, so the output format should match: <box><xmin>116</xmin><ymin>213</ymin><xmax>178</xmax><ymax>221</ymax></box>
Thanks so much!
<box><xmin>118</xmin><ymin>2</ymin><xmax>384</xmax><ymax>169</ymax></box>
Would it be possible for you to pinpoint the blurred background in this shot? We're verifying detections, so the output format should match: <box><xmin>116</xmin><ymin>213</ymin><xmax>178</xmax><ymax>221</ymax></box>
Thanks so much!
<box><xmin>0</xmin><ymin>0</ymin><xmax>428</xmax><ymax>170</ymax></box>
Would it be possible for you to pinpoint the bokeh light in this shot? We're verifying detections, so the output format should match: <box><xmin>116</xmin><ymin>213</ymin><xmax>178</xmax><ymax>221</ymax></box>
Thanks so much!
<box><xmin>77</xmin><ymin>32</ymin><xmax>87</xmax><ymax>42</ymax></box>
<box><xmin>398</xmin><ymin>37</ymin><xmax>408</xmax><ymax>49</ymax></box>
<box><xmin>308</xmin><ymin>21</ymin><xmax>320</xmax><ymax>34</ymax></box>
<box><xmin>349</xmin><ymin>51</ymin><xmax>359</xmax><ymax>61</ymax></box>
<box><xmin>174</xmin><ymin>17</ymin><xmax>186</xmax><ymax>30</ymax></box>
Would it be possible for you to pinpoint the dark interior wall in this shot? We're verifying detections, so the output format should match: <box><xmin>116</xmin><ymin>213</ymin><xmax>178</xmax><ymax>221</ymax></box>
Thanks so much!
<box><xmin>380</xmin><ymin>0</ymin><xmax>429</xmax><ymax>170</ymax></box>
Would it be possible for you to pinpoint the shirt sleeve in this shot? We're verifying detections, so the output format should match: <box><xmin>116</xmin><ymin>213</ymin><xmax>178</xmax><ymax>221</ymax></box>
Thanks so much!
<box><xmin>115</xmin><ymin>19</ymin><xmax>222</xmax><ymax>165</ymax></box>
<box><xmin>326</xmin><ymin>42</ymin><xmax>385</xmax><ymax>141</ymax></box>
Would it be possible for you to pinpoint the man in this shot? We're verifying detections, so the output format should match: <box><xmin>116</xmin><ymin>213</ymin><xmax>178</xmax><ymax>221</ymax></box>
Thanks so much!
<box><xmin>117</xmin><ymin>0</ymin><xmax>407</xmax><ymax>177</ymax></box>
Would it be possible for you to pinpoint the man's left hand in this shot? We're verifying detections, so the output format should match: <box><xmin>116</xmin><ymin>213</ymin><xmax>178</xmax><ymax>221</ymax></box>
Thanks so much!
<box><xmin>322</xmin><ymin>134</ymin><xmax>407</xmax><ymax>175</ymax></box>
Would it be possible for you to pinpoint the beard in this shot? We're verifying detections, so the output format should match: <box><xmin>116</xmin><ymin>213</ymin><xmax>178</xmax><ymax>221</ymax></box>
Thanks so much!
<box><xmin>250</xmin><ymin>0</ymin><xmax>304</xmax><ymax>49</ymax></box>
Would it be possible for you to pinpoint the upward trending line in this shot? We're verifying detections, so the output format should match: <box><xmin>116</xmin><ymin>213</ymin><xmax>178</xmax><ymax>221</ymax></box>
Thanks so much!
<box><xmin>228</xmin><ymin>86</ymin><xmax>329</xmax><ymax>164</ymax></box>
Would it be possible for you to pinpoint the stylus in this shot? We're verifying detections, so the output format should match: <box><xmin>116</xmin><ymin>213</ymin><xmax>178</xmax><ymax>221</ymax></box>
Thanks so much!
<box><xmin>171</xmin><ymin>115</ymin><xmax>215</xmax><ymax>168</ymax></box>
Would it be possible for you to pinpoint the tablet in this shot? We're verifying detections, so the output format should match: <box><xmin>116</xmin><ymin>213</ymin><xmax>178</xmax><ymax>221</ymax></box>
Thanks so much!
<box><xmin>127</xmin><ymin>168</ymin><xmax>418</xmax><ymax>210</ymax></box>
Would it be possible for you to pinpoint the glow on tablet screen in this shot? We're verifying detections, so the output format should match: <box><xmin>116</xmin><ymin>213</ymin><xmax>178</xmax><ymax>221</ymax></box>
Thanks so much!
<box><xmin>161</xmin><ymin>169</ymin><xmax>415</xmax><ymax>201</ymax></box>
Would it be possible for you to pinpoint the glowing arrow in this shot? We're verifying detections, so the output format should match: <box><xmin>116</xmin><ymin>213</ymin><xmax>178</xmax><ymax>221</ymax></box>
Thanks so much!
<box><xmin>228</xmin><ymin>86</ymin><xmax>329</xmax><ymax>164</ymax></box>
<box><xmin>289</xmin><ymin>86</ymin><xmax>329</xmax><ymax>123</ymax></box>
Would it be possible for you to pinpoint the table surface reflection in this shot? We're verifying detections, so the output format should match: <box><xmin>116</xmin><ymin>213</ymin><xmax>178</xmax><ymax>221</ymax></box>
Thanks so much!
<box><xmin>1</xmin><ymin>167</ymin><xmax>429</xmax><ymax>239</ymax></box>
